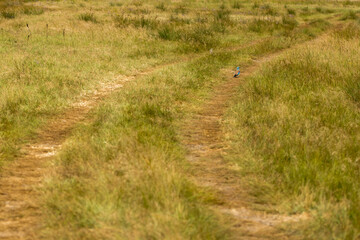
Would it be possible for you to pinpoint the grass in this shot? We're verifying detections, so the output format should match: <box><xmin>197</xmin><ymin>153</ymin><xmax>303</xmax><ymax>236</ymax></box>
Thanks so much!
<box><xmin>79</xmin><ymin>12</ymin><xmax>98</xmax><ymax>23</ymax></box>
<box><xmin>247</xmin><ymin>16</ymin><xmax>299</xmax><ymax>34</ymax></box>
<box><xmin>23</xmin><ymin>6</ymin><xmax>44</xmax><ymax>15</ymax></box>
<box><xmin>1</xmin><ymin>10</ymin><xmax>15</xmax><ymax>18</ymax></box>
<box><xmin>341</xmin><ymin>10</ymin><xmax>359</xmax><ymax>20</ymax></box>
<box><xmin>287</xmin><ymin>8</ymin><xmax>296</xmax><ymax>15</ymax></box>
<box><xmin>232</xmin><ymin>1</ymin><xmax>243</xmax><ymax>9</ymax></box>
<box><xmin>156</xmin><ymin>2</ymin><xmax>166</xmax><ymax>11</ymax></box>
<box><xmin>0</xmin><ymin>0</ymin><xmax>359</xmax><ymax>239</ymax></box>
<box><xmin>225</xmin><ymin>22</ymin><xmax>360</xmax><ymax>239</ymax></box>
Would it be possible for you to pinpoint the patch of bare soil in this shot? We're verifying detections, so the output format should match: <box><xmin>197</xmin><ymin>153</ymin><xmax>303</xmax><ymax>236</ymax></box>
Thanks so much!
<box><xmin>181</xmin><ymin>54</ymin><xmax>308</xmax><ymax>239</ymax></box>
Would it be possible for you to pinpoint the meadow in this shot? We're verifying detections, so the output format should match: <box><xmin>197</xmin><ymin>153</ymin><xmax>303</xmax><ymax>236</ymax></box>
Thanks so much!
<box><xmin>0</xmin><ymin>0</ymin><xmax>359</xmax><ymax>239</ymax></box>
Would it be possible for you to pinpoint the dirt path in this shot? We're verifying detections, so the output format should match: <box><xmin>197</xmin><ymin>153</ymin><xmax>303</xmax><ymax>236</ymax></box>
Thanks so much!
<box><xmin>0</xmin><ymin>75</ymin><xmax>136</xmax><ymax>239</ymax></box>
<box><xmin>181</xmin><ymin>52</ymin><xmax>309</xmax><ymax>239</ymax></box>
<box><xmin>0</xmin><ymin>37</ymin><xmax>273</xmax><ymax>239</ymax></box>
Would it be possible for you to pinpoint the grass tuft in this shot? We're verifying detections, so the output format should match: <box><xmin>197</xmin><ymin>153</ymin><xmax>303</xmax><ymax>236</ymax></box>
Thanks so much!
<box><xmin>260</xmin><ymin>4</ymin><xmax>278</xmax><ymax>16</ymax></box>
<box><xmin>156</xmin><ymin>2</ymin><xmax>166</xmax><ymax>11</ymax></box>
<box><xmin>23</xmin><ymin>6</ymin><xmax>44</xmax><ymax>15</ymax></box>
<box><xmin>232</xmin><ymin>1</ymin><xmax>243</xmax><ymax>9</ymax></box>
<box><xmin>341</xmin><ymin>10</ymin><xmax>358</xmax><ymax>20</ymax></box>
<box><xmin>287</xmin><ymin>8</ymin><xmax>296</xmax><ymax>15</ymax></box>
<box><xmin>1</xmin><ymin>10</ymin><xmax>15</xmax><ymax>19</ymax></box>
<box><xmin>79</xmin><ymin>12</ymin><xmax>98</xmax><ymax>23</ymax></box>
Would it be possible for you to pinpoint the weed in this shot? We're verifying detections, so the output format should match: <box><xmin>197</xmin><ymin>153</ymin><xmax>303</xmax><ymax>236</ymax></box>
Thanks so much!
<box><xmin>157</xmin><ymin>23</ymin><xmax>215</xmax><ymax>50</ymax></box>
<box><xmin>109</xmin><ymin>2</ymin><xmax>122</xmax><ymax>7</ymax></box>
<box><xmin>23</xmin><ymin>7</ymin><xmax>44</xmax><ymax>15</ymax></box>
<box><xmin>232</xmin><ymin>1</ymin><xmax>243</xmax><ymax>9</ymax></box>
<box><xmin>287</xmin><ymin>8</ymin><xmax>296</xmax><ymax>15</ymax></box>
<box><xmin>1</xmin><ymin>10</ymin><xmax>15</xmax><ymax>19</ymax></box>
<box><xmin>133</xmin><ymin>16</ymin><xmax>159</xmax><ymax>29</ymax></box>
<box><xmin>114</xmin><ymin>15</ymin><xmax>159</xmax><ymax>29</ymax></box>
<box><xmin>79</xmin><ymin>12</ymin><xmax>98</xmax><ymax>23</ymax></box>
<box><xmin>133</xmin><ymin>1</ymin><xmax>143</xmax><ymax>7</ymax></box>
<box><xmin>170</xmin><ymin>15</ymin><xmax>191</xmax><ymax>25</ymax></box>
<box><xmin>302</xmin><ymin>6</ymin><xmax>309</xmax><ymax>12</ymax></box>
<box><xmin>333</xmin><ymin>22</ymin><xmax>360</xmax><ymax>39</ymax></box>
<box><xmin>247</xmin><ymin>18</ymin><xmax>277</xmax><ymax>33</ymax></box>
<box><xmin>174</xmin><ymin>5</ymin><xmax>187</xmax><ymax>14</ymax></box>
<box><xmin>157</xmin><ymin>25</ymin><xmax>178</xmax><ymax>40</ymax></box>
<box><xmin>341</xmin><ymin>10</ymin><xmax>358</xmax><ymax>20</ymax></box>
<box><xmin>183</xmin><ymin>24</ymin><xmax>217</xmax><ymax>50</ymax></box>
<box><xmin>214</xmin><ymin>5</ymin><xmax>230</xmax><ymax>22</ymax></box>
<box><xmin>156</xmin><ymin>2</ymin><xmax>166</xmax><ymax>11</ymax></box>
<box><xmin>315</xmin><ymin>6</ymin><xmax>334</xmax><ymax>14</ymax></box>
<box><xmin>113</xmin><ymin>14</ymin><xmax>130</xmax><ymax>28</ymax></box>
<box><xmin>282</xmin><ymin>15</ymin><xmax>298</xmax><ymax>30</ymax></box>
<box><xmin>260</xmin><ymin>4</ymin><xmax>277</xmax><ymax>16</ymax></box>
<box><xmin>341</xmin><ymin>0</ymin><xmax>360</xmax><ymax>6</ymax></box>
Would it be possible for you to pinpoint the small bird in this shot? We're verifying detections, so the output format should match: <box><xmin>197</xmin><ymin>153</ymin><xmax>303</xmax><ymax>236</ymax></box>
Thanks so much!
<box><xmin>233</xmin><ymin>66</ymin><xmax>240</xmax><ymax>78</ymax></box>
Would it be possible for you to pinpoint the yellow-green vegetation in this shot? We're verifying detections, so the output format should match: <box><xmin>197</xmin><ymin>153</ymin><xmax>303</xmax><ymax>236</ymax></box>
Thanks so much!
<box><xmin>225</xmin><ymin>23</ymin><xmax>360</xmax><ymax>239</ymax></box>
<box><xmin>1</xmin><ymin>0</ymin><xmax>359</xmax><ymax>239</ymax></box>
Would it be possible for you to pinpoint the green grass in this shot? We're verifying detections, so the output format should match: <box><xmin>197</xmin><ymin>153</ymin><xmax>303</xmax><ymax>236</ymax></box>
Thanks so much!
<box><xmin>79</xmin><ymin>12</ymin><xmax>98</xmax><ymax>23</ymax></box>
<box><xmin>341</xmin><ymin>10</ymin><xmax>359</xmax><ymax>20</ymax></box>
<box><xmin>1</xmin><ymin>10</ymin><xmax>15</xmax><ymax>18</ymax></box>
<box><xmin>225</xmin><ymin>23</ymin><xmax>360</xmax><ymax>239</ymax></box>
<box><xmin>232</xmin><ymin>1</ymin><xmax>244</xmax><ymax>9</ymax></box>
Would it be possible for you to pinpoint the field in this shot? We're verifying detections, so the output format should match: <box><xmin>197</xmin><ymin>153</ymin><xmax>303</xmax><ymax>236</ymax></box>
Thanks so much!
<box><xmin>0</xmin><ymin>0</ymin><xmax>359</xmax><ymax>239</ymax></box>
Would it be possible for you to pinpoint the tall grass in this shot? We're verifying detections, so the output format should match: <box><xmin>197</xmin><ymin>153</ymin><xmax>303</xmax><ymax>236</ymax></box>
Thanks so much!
<box><xmin>79</xmin><ymin>12</ymin><xmax>98</xmax><ymax>23</ymax></box>
<box><xmin>232</xmin><ymin>1</ymin><xmax>243</xmax><ymax>9</ymax></box>
<box><xmin>247</xmin><ymin>16</ymin><xmax>299</xmax><ymax>34</ymax></box>
<box><xmin>225</xmin><ymin>24</ymin><xmax>360</xmax><ymax>239</ymax></box>
<box><xmin>23</xmin><ymin>7</ymin><xmax>44</xmax><ymax>15</ymax></box>
<box><xmin>341</xmin><ymin>10</ymin><xmax>358</xmax><ymax>20</ymax></box>
<box><xmin>1</xmin><ymin>10</ymin><xmax>15</xmax><ymax>18</ymax></box>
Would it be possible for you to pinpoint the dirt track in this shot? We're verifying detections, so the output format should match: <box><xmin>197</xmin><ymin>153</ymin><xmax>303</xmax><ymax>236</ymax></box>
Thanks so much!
<box><xmin>0</xmin><ymin>33</ymin><xmax>327</xmax><ymax>239</ymax></box>
<box><xmin>180</xmin><ymin>52</ymin><xmax>311</xmax><ymax>239</ymax></box>
<box><xmin>0</xmin><ymin>76</ymin><xmax>134</xmax><ymax>239</ymax></box>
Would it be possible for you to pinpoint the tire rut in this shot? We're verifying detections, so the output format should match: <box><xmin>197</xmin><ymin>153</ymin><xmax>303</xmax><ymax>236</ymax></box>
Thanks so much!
<box><xmin>0</xmin><ymin>39</ymin><xmax>269</xmax><ymax>240</ymax></box>
<box><xmin>180</xmin><ymin>47</ymin><xmax>322</xmax><ymax>239</ymax></box>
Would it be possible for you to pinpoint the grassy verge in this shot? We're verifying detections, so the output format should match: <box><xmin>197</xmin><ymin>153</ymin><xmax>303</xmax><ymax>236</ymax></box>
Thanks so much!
<box><xmin>224</xmin><ymin>22</ymin><xmax>360</xmax><ymax>239</ymax></box>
